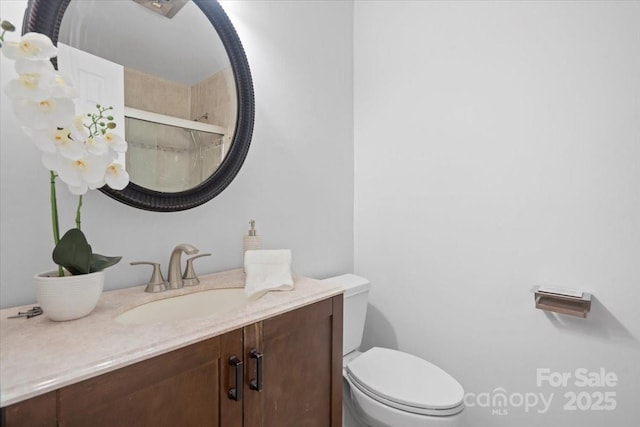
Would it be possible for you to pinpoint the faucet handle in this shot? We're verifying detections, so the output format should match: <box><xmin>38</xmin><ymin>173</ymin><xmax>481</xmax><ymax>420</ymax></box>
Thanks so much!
<box><xmin>130</xmin><ymin>261</ymin><xmax>168</xmax><ymax>293</ymax></box>
<box><xmin>182</xmin><ymin>253</ymin><xmax>211</xmax><ymax>287</ymax></box>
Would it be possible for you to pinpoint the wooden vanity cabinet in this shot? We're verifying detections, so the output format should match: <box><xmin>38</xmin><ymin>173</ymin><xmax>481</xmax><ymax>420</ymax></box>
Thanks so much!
<box><xmin>1</xmin><ymin>295</ymin><xmax>342</xmax><ymax>427</ymax></box>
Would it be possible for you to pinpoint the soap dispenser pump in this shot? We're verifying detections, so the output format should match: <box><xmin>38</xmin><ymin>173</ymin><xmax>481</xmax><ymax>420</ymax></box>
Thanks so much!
<box><xmin>243</xmin><ymin>220</ymin><xmax>262</xmax><ymax>254</ymax></box>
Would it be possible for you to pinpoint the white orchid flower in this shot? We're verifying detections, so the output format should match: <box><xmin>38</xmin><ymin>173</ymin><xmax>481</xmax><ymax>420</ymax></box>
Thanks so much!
<box><xmin>56</xmin><ymin>157</ymin><xmax>84</xmax><ymax>187</ymax></box>
<box><xmin>69</xmin><ymin>115</ymin><xmax>89</xmax><ymax>141</ymax></box>
<box><xmin>31</xmin><ymin>128</ymin><xmax>63</xmax><ymax>153</ymax></box>
<box><xmin>41</xmin><ymin>151</ymin><xmax>61</xmax><ymax>172</ymax></box>
<box><xmin>51</xmin><ymin>74</ymin><xmax>78</xmax><ymax>98</ymax></box>
<box><xmin>67</xmin><ymin>182</ymin><xmax>89</xmax><ymax>195</ymax></box>
<box><xmin>84</xmin><ymin>136</ymin><xmax>109</xmax><ymax>156</ymax></box>
<box><xmin>104</xmin><ymin>162</ymin><xmax>129</xmax><ymax>190</ymax></box>
<box><xmin>1</xmin><ymin>32</ymin><xmax>57</xmax><ymax>61</ymax></box>
<box><xmin>5</xmin><ymin>75</ymin><xmax>52</xmax><ymax>100</ymax></box>
<box><xmin>5</xmin><ymin>62</ymin><xmax>56</xmax><ymax>101</ymax></box>
<box><xmin>101</xmin><ymin>132</ymin><xmax>128</xmax><ymax>153</ymax></box>
<box><xmin>14</xmin><ymin>58</ymin><xmax>54</xmax><ymax>75</ymax></box>
<box><xmin>12</xmin><ymin>97</ymin><xmax>75</xmax><ymax>130</ymax></box>
<box><xmin>31</xmin><ymin>128</ymin><xmax>85</xmax><ymax>159</ymax></box>
<box><xmin>50</xmin><ymin>74</ymin><xmax>77</xmax><ymax>99</ymax></box>
<box><xmin>88</xmin><ymin>178</ymin><xmax>105</xmax><ymax>190</ymax></box>
<box><xmin>57</xmin><ymin>133</ymin><xmax>86</xmax><ymax>160</ymax></box>
<box><xmin>57</xmin><ymin>154</ymin><xmax>109</xmax><ymax>190</ymax></box>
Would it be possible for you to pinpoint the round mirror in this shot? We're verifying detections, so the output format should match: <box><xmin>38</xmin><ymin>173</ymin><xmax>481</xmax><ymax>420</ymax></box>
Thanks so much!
<box><xmin>23</xmin><ymin>0</ymin><xmax>254</xmax><ymax>211</ymax></box>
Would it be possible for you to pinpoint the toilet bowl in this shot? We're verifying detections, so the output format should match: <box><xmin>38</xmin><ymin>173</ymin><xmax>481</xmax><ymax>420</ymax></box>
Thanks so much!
<box><xmin>344</xmin><ymin>347</ymin><xmax>466</xmax><ymax>427</ymax></box>
<box><xmin>322</xmin><ymin>274</ymin><xmax>467</xmax><ymax>427</ymax></box>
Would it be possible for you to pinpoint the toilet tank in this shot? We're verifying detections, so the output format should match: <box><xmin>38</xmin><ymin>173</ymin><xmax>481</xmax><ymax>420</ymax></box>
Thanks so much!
<box><xmin>322</xmin><ymin>274</ymin><xmax>371</xmax><ymax>356</ymax></box>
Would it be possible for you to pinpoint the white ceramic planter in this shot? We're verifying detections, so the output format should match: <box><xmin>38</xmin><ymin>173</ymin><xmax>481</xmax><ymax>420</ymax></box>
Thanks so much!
<box><xmin>34</xmin><ymin>270</ymin><xmax>105</xmax><ymax>321</ymax></box>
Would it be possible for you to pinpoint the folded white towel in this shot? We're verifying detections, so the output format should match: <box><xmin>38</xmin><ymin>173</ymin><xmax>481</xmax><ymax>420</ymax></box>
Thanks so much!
<box><xmin>244</xmin><ymin>249</ymin><xmax>294</xmax><ymax>300</ymax></box>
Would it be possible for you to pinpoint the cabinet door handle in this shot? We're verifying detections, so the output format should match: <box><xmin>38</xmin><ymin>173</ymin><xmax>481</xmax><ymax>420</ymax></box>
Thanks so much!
<box><xmin>228</xmin><ymin>355</ymin><xmax>243</xmax><ymax>401</ymax></box>
<box><xmin>249</xmin><ymin>349</ymin><xmax>263</xmax><ymax>391</ymax></box>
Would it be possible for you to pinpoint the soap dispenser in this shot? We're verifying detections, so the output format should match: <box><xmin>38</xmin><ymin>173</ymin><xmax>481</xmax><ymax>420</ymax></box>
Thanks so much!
<box><xmin>243</xmin><ymin>220</ymin><xmax>262</xmax><ymax>254</ymax></box>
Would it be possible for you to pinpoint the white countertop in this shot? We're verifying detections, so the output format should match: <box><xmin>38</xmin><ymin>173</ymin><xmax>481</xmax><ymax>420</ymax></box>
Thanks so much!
<box><xmin>0</xmin><ymin>269</ymin><xmax>343</xmax><ymax>407</ymax></box>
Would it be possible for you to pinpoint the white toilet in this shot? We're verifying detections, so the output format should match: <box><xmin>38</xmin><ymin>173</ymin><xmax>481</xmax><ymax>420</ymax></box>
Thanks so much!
<box><xmin>323</xmin><ymin>274</ymin><xmax>467</xmax><ymax>427</ymax></box>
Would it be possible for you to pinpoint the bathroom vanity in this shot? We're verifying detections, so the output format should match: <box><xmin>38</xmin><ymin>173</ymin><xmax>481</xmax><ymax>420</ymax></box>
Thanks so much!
<box><xmin>0</xmin><ymin>269</ymin><xmax>343</xmax><ymax>426</ymax></box>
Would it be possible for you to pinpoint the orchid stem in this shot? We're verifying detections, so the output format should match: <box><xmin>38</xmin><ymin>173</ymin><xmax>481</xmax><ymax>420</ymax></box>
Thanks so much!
<box><xmin>50</xmin><ymin>172</ymin><xmax>63</xmax><ymax>277</ymax></box>
<box><xmin>50</xmin><ymin>172</ymin><xmax>60</xmax><ymax>244</ymax></box>
<box><xmin>75</xmin><ymin>195</ymin><xmax>83</xmax><ymax>230</ymax></box>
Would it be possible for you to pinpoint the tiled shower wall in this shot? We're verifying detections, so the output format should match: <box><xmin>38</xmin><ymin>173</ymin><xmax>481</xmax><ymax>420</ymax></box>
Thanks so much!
<box><xmin>124</xmin><ymin>68</ymin><xmax>190</xmax><ymax>119</ymax></box>
<box><xmin>190</xmin><ymin>67</ymin><xmax>237</xmax><ymax>149</ymax></box>
<box><xmin>123</xmin><ymin>66</ymin><xmax>237</xmax><ymax>136</ymax></box>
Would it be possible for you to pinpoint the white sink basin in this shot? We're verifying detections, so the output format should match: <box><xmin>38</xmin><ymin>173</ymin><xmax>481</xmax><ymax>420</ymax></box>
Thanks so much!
<box><xmin>115</xmin><ymin>288</ymin><xmax>248</xmax><ymax>325</ymax></box>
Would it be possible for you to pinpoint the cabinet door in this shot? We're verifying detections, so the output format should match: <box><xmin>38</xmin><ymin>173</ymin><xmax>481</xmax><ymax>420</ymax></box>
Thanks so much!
<box><xmin>1</xmin><ymin>392</ymin><xmax>56</xmax><ymax>427</ymax></box>
<box><xmin>244</xmin><ymin>295</ymin><xmax>343</xmax><ymax>427</ymax></box>
<box><xmin>57</xmin><ymin>335</ymin><xmax>229</xmax><ymax>427</ymax></box>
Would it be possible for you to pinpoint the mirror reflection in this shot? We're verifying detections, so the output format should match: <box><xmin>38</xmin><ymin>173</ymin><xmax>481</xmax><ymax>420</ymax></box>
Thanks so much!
<box><xmin>58</xmin><ymin>0</ymin><xmax>237</xmax><ymax>192</ymax></box>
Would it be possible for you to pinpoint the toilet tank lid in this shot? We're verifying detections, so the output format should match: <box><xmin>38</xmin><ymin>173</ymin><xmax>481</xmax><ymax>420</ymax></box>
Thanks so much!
<box><xmin>322</xmin><ymin>274</ymin><xmax>371</xmax><ymax>297</ymax></box>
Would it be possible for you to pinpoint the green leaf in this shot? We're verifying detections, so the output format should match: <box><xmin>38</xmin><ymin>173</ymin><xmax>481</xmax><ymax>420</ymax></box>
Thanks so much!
<box><xmin>90</xmin><ymin>253</ymin><xmax>122</xmax><ymax>273</ymax></box>
<box><xmin>52</xmin><ymin>229</ymin><xmax>122</xmax><ymax>275</ymax></box>
<box><xmin>52</xmin><ymin>229</ymin><xmax>92</xmax><ymax>275</ymax></box>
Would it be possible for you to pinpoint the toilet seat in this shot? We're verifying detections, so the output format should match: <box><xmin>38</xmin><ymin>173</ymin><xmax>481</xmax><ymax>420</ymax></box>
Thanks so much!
<box><xmin>345</xmin><ymin>347</ymin><xmax>465</xmax><ymax>417</ymax></box>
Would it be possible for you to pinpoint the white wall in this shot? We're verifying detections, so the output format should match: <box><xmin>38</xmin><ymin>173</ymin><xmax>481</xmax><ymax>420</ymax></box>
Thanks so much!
<box><xmin>354</xmin><ymin>1</ymin><xmax>640</xmax><ymax>426</ymax></box>
<box><xmin>0</xmin><ymin>0</ymin><xmax>354</xmax><ymax>308</ymax></box>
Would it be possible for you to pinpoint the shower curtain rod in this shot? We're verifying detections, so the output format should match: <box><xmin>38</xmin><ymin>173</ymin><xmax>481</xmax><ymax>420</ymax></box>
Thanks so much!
<box><xmin>124</xmin><ymin>107</ymin><xmax>227</xmax><ymax>136</ymax></box>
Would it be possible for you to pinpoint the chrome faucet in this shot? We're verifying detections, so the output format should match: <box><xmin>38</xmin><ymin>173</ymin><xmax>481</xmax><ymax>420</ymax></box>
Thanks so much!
<box><xmin>167</xmin><ymin>244</ymin><xmax>199</xmax><ymax>289</ymax></box>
